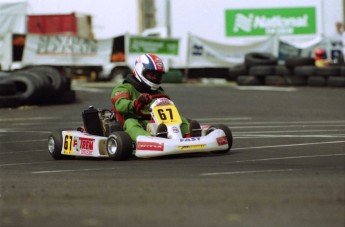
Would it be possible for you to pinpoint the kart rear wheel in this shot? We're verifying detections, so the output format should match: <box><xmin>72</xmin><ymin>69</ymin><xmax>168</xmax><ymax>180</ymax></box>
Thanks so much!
<box><xmin>48</xmin><ymin>130</ymin><xmax>66</xmax><ymax>160</ymax></box>
<box><xmin>207</xmin><ymin>124</ymin><xmax>233</xmax><ymax>154</ymax></box>
<box><xmin>106</xmin><ymin>131</ymin><xmax>133</xmax><ymax>161</ymax></box>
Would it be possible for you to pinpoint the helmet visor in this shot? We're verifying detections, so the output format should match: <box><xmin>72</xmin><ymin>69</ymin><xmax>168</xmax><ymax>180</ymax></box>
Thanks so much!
<box><xmin>143</xmin><ymin>69</ymin><xmax>163</xmax><ymax>85</ymax></box>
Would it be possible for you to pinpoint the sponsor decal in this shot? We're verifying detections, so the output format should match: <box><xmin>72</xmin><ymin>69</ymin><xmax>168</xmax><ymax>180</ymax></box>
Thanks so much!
<box><xmin>180</xmin><ymin>137</ymin><xmax>201</xmax><ymax>142</ymax></box>
<box><xmin>36</xmin><ymin>35</ymin><xmax>98</xmax><ymax>55</ymax></box>
<box><xmin>137</xmin><ymin>142</ymin><xmax>164</xmax><ymax>151</ymax></box>
<box><xmin>172</xmin><ymin>126</ymin><xmax>179</xmax><ymax>133</ymax></box>
<box><xmin>217</xmin><ymin>136</ymin><xmax>228</xmax><ymax>146</ymax></box>
<box><xmin>129</xmin><ymin>36</ymin><xmax>179</xmax><ymax>55</ymax></box>
<box><xmin>155</xmin><ymin>98</ymin><xmax>171</xmax><ymax>106</ymax></box>
<box><xmin>79</xmin><ymin>138</ymin><xmax>95</xmax><ymax>155</ymax></box>
<box><xmin>73</xmin><ymin>137</ymin><xmax>95</xmax><ymax>155</ymax></box>
<box><xmin>225</xmin><ymin>7</ymin><xmax>316</xmax><ymax>36</ymax></box>
<box><xmin>178</xmin><ymin>144</ymin><xmax>206</xmax><ymax>150</ymax></box>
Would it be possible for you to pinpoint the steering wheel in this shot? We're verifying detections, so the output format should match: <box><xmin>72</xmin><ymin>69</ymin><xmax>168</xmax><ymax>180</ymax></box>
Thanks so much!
<box><xmin>137</xmin><ymin>94</ymin><xmax>170</xmax><ymax>119</ymax></box>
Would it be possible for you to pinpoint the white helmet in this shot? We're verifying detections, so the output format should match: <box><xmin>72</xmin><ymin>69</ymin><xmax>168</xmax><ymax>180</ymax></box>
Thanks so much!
<box><xmin>133</xmin><ymin>53</ymin><xmax>165</xmax><ymax>90</ymax></box>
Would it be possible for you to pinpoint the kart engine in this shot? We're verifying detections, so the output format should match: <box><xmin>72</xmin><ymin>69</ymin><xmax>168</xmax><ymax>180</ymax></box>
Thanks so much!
<box><xmin>82</xmin><ymin>106</ymin><xmax>122</xmax><ymax>137</ymax></box>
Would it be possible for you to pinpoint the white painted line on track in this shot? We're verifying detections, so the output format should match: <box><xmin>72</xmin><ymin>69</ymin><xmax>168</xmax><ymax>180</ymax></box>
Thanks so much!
<box><xmin>234</xmin><ymin>86</ymin><xmax>297</xmax><ymax>92</ymax></box>
<box><xmin>32</xmin><ymin>167</ymin><xmax>116</xmax><ymax>174</ymax></box>
<box><xmin>228</xmin><ymin>120</ymin><xmax>345</xmax><ymax>125</ymax></box>
<box><xmin>0</xmin><ymin>161</ymin><xmax>52</xmax><ymax>167</ymax></box>
<box><xmin>234</xmin><ymin>134</ymin><xmax>345</xmax><ymax>139</ymax></box>
<box><xmin>197</xmin><ymin>117</ymin><xmax>252</xmax><ymax>121</ymax></box>
<box><xmin>234</xmin><ymin>129</ymin><xmax>345</xmax><ymax>134</ymax></box>
<box><xmin>0</xmin><ymin>129</ymin><xmax>52</xmax><ymax>134</ymax></box>
<box><xmin>232</xmin><ymin>140</ymin><xmax>345</xmax><ymax>151</ymax></box>
<box><xmin>0</xmin><ymin>139</ymin><xmax>46</xmax><ymax>144</ymax></box>
<box><xmin>0</xmin><ymin>117</ymin><xmax>58</xmax><ymax>122</ymax></box>
<box><xmin>0</xmin><ymin>149</ymin><xmax>46</xmax><ymax>155</ymax></box>
<box><xmin>231</xmin><ymin>125</ymin><xmax>345</xmax><ymax>129</ymax></box>
<box><xmin>227</xmin><ymin>153</ymin><xmax>345</xmax><ymax>164</ymax></box>
<box><xmin>201</xmin><ymin>169</ymin><xmax>301</xmax><ymax>176</ymax></box>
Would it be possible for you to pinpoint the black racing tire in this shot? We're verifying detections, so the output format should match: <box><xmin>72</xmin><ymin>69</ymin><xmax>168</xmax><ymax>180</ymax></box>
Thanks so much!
<box><xmin>265</xmin><ymin>75</ymin><xmax>288</xmax><ymax>86</ymax></box>
<box><xmin>0</xmin><ymin>96</ymin><xmax>22</xmax><ymax>108</ymax></box>
<box><xmin>285</xmin><ymin>57</ymin><xmax>315</xmax><ymax>68</ymax></box>
<box><xmin>28</xmin><ymin>66</ymin><xmax>64</xmax><ymax>92</ymax></box>
<box><xmin>327</xmin><ymin>76</ymin><xmax>345</xmax><ymax>87</ymax></box>
<box><xmin>58</xmin><ymin>75</ymin><xmax>72</xmax><ymax>92</ymax></box>
<box><xmin>308</xmin><ymin>76</ymin><xmax>327</xmax><ymax>87</ymax></box>
<box><xmin>106</xmin><ymin>131</ymin><xmax>133</xmax><ymax>161</ymax></box>
<box><xmin>293</xmin><ymin>66</ymin><xmax>317</xmax><ymax>77</ymax></box>
<box><xmin>48</xmin><ymin>130</ymin><xmax>66</xmax><ymax>160</ymax></box>
<box><xmin>249</xmin><ymin>65</ymin><xmax>275</xmax><ymax>76</ymax></box>
<box><xmin>341</xmin><ymin>67</ymin><xmax>345</xmax><ymax>77</ymax></box>
<box><xmin>18</xmin><ymin>70</ymin><xmax>56</xmax><ymax>103</ymax></box>
<box><xmin>2</xmin><ymin>73</ymin><xmax>38</xmax><ymax>104</ymax></box>
<box><xmin>274</xmin><ymin>65</ymin><xmax>293</xmax><ymax>76</ymax></box>
<box><xmin>316</xmin><ymin>66</ymin><xmax>341</xmax><ymax>77</ymax></box>
<box><xmin>285</xmin><ymin>75</ymin><xmax>308</xmax><ymax>86</ymax></box>
<box><xmin>228</xmin><ymin>64</ymin><xmax>248</xmax><ymax>81</ymax></box>
<box><xmin>206</xmin><ymin>124</ymin><xmax>233</xmax><ymax>154</ymax></box>
<box><xmin>245</xmin><ymin>52</ymin><xmax>278</xmax><ymax>67</ymax></box>
<box><xmin>236</xmin><ymin>75</ymin><xmax>264</xmax><ymax>86</ymax></box>
<box><xmin>0</xmin><ymin>80</ymin><xmax>17</xmax><ymax>95</ymax></box>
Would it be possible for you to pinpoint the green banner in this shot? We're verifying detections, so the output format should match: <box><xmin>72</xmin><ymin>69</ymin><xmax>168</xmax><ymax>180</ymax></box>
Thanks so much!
<box><xmin>225</xmin><ymin>7</ymin><xmax>316</xmax><ymax>37</ymax></box>
<box><xmin>128</xmin><ymin>36</ymin><xmax>179</xmax><ymax>55</ymax></box>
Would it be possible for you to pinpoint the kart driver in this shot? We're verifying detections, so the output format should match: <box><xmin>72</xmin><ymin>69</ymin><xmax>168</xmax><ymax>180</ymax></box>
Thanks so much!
<box><xmin>111</xmin><ymin>53</ymin><xmax>192</xmax><ymax>141</ymax></box>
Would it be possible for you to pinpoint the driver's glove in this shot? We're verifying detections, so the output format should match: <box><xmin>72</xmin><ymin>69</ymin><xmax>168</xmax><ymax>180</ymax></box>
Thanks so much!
<box><xmin>133</xmin><ymin>93</ymin><xmax>152</xmax><ymax>113</ymax></box>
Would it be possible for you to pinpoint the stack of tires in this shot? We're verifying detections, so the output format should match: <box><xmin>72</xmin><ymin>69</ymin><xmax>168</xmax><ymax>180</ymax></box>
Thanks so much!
<box><xmin>0</xmin><ymin>66</ymin><xmax>76</xmax><ymax>108</ymax></box>
<box><xmin>277</xmin><ymin>58</ymin><xmax>345</xmax><ymax>87</ymax></box>
<box><xmin>272</xmin><ymin>56</ymin><xmax>316</xmax><ymax>86</ymax></box>
<box><xmin>231</xmin><ymin>52</ymin><xmax>345</xmax><ymax>87</ymax></box>
<box><xmin>234</xmin><ymin>52</ymin><xmax>279</xmax><ymax>86</ymax></box>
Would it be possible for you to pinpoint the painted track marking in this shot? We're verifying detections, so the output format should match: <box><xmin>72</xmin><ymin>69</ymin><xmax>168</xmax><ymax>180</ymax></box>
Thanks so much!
<box><xmin>32</xmin><ymin>167</ymin><xmax>117</xmax><ymax>174</ymax></box>
<box><xmin>201</xmin><ymin>169</ymin><xmax>301</xmax><ymax>176</ymax></box>
<box><xmin>227</xmin><ymin>153</ymin><xmax>345</xmax><ymax>164</ymax></box>
<box><xmin>232</xmin><ymin>140</ymin><xmax>345</xmax><ymax>151</ymax></box>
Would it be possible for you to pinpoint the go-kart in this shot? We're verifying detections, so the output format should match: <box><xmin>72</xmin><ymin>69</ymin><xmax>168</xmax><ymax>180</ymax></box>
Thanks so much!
<box><xmin>48</xmin><ymin>94</ymin><xmax>233</xmax><ymax>160</ymax></box>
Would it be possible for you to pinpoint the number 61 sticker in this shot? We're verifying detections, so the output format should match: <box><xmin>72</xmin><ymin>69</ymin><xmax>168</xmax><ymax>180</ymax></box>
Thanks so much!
<box><xmin>64</xmin><ymin>134</ymin><xmax>74</xmax><ymax>154</ymax></box>
<box><xmin>153</xmin><ymin>104</ymin><xmax>182</xmax><ymax>125</ymax></box>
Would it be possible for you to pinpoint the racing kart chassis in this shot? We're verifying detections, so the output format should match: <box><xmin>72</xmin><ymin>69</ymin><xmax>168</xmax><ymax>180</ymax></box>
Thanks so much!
<box><xmin>48</xmin><ymin>96</ymin><xmax>233</xmax><ymax>161</ymax></box>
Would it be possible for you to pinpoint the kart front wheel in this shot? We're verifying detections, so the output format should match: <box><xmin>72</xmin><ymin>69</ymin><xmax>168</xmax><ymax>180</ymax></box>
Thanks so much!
<box><xmin>106</xmin><ymin>131</ymin><xmax>133</xmax><ymax>161</ymax></box>
<box><xmin>207</xmin><ymin>124</ymin><xmax>233</xmax><ymax>154</ymax></box>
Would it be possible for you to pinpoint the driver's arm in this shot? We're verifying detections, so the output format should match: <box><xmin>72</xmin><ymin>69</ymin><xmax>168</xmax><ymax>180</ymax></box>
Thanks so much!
<box><xmin>111</xmin><ymin>86</ymin><xmax>135</xmax><ymax>114</ymax></box>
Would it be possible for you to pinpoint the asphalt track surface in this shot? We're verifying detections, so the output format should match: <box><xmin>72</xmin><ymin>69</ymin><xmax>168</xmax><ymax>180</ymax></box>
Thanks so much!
<box><xmin>0</xmin><ymin>81</ymin><xmax>344</xmax><ymax>227</ymax></box>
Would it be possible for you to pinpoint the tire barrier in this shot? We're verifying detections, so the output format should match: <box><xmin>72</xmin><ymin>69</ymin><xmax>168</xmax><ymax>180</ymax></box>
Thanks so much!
<box><xmin>244</xmin><ymin>52</ymin><xmax>278</xmax><ymax>67</ymax></box>
<box><xmin>230</xmin><ymin>52</ymin><xmax>345</xmax><ymax>87</ymax></box>
<box><xmin>0</xmin><ymin>66</ymin><xmax>76</xmax><ymax>108</ymax></box>
<box><xmin>228</xmin><ymin>64</ymin><xmax>248</xmax><ymax>81</ymax></box>
<box><xmin>236</xmin><ymin>52</ymin><xmax>278</xmax><ymax>86</ymax></box>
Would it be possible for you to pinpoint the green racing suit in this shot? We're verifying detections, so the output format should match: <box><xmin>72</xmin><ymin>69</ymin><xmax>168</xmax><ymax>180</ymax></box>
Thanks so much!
<box><xmin>111</xmin><ymin>75</ymin><xmax>190</xmax><ymax>141</ymax></box>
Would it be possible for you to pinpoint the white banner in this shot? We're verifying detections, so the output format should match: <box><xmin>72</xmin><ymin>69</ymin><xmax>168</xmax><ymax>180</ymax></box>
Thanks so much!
<box><xmin>22</xmin><ymin>35</ymin><xmax>113</xmax><ymax>65</ymax></box>
<box><xmin>188</xmin><ymin>34</ymin><xmax>278</xmax><ymax>67</ymax></box>
<box><xmin>0</xmin><ymin>1</ymin><xmax>27</xmax><ymax>34</ymax></box>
